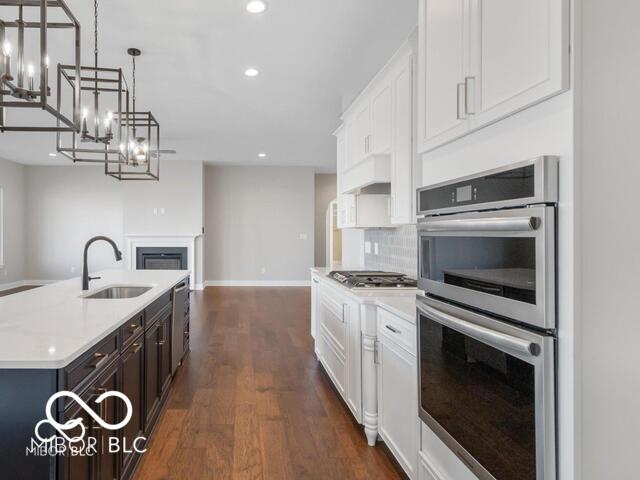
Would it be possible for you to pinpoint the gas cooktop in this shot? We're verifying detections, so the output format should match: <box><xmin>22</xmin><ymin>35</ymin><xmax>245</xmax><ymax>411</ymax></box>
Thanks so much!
<box><xmin>328</xmin><ymin>271</ymin><xmax>417</xmax><ymax>289</ymax></box>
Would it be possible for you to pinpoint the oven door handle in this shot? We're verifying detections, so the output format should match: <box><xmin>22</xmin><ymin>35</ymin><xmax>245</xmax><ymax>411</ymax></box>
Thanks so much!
<box><xmin>421</xmin><ymin>216</ymin><xmax>540</xmax><ymax>233</ymax></box>
<box><xmin>418</xmin><ymin>302</ymin><xmax>540</xmax><ymax>358</ymax></box>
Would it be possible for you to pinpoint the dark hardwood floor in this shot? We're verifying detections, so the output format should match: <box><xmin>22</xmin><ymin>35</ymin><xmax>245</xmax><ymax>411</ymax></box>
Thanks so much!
<box><xmin>135</xmin><ymin>287</ymin><xmax>401</xmax><ymax>480</ymax></box>
<box><xmin>0</xmin><ymin>285</ymin><xmax>40</xmax><ymax>298</ymax></box>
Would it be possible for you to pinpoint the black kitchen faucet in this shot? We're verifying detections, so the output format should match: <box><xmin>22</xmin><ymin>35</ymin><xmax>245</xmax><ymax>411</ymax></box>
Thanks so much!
<box><xmin>82</xmin><ymin>236</ymin><xmax>123</xmax><ymax>290</ymax></box>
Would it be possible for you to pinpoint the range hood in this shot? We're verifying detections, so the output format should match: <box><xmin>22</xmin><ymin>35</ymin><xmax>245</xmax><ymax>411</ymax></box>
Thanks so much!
<box><xmin>341</xmin><ymin>153</ymin><xmax>391</xmax><ymax>194</ymax></box>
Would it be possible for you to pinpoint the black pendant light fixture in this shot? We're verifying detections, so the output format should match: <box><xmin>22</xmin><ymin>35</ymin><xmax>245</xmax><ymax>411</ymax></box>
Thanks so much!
<box><xmin>56</xmin><ymin>0</ymin><xmax>130</xmax><ymax>164</ymax></box>
<box><xmin>0</xmin><ymin>0</ymin><xmax>81</xmax><ymax>132</ymax></box>
<box><xmin>106</xmin><ymin>48</ymin><xmax>160</xmax><ymax>181</ymax></box>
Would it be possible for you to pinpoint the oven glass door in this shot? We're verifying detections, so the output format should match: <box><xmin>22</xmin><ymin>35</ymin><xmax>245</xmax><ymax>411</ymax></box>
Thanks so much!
<box><xmin>417</xmin><ymin>298</ymin><xmax>555</xmax><ymax>480</ymax></box>
<box><xmin>418</xmin><ymin>205</ymin><xmax>555</xmax><ymax>330</ymax></box>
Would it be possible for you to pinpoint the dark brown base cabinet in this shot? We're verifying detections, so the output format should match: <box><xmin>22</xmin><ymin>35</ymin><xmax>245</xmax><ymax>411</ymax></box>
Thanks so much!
<box><xmin>0</xmin><ymin>279</ymin><xmax>189</xmax><ymax>480</ymax></box>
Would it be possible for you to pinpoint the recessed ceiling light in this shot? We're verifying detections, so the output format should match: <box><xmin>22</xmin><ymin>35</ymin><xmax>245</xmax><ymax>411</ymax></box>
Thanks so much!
<box><xmin>246</xmin><ymin>1</ymin><xmax>267</xmax><ymax>14</ymax></box>
<box><xmin>258</xmin><ymin>152</ymin><xmax>267</xmax><ymax>158</ymax></box>
<box><xmin>48</xmin><ymin>153</ymin><xmax>57</xmax><ymax>157</ymax></box>
<box><xmin>244</xmin><ymin>67</ymin><xmax>259</xmax><ymax>77</ymax></box>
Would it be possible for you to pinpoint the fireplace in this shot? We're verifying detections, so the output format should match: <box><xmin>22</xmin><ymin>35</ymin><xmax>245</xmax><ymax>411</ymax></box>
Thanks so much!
<box><xmin>136</xmin><ymin>247</ymin><xmax>188</xmax><ymax>271</ymax></box>
<box><xmin>126</xmin><ymin>234</ymin><xmax>200</xmax><ymax>289</ymax></box>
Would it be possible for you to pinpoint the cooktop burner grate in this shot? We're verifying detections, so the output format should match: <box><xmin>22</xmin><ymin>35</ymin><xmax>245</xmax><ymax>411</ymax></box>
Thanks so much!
<box><xmin>327</xmin><ymin>271</ymin><xmax>417</xmax><ymax>289</ymax></box>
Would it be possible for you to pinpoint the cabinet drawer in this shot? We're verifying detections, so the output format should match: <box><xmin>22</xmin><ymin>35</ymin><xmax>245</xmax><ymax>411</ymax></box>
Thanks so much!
<box><xmin>320</xmin><ymin>294</ymin><xmax>347</xmax><ymax>353</ymax></box>
<box><xmin>145</xmin><ymin>291</ymin><xmax>172</xmax><ymax>327</ymax></box>
<box><xmin>378</xmin><ymin>308</ymin><xmax>416</xmax><ymax>356</ymax></box>
<box><xmin>63</xmin><ymin>330</ymin><xmax>119</xmax><ymax>393</ymax></box>
<box><xmin>120</xmin><ymin>313</ymin><xmax>144</xmax><ymax>348</ymax></box>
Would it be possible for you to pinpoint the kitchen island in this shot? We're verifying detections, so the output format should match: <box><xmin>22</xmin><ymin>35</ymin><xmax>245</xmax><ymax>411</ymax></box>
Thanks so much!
<box><xmin>0</xmin><ymin>269</ymin><xmax>191</xmax><ymax>480</ymax></box>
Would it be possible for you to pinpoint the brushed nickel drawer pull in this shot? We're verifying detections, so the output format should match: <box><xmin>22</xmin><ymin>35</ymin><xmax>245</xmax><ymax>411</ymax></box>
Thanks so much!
<box><xmin>132</xmin><ymin>342</ymin><xmax>142</xmax><ymax>353</ymax></box>
<box><xmin>385</xmin><ymin>325</ymin><xmax>401</xmax><ymax>334</ymax></box>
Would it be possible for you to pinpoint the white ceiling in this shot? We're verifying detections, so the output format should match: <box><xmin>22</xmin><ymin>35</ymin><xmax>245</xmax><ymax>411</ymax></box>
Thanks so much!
<box><xmin>0</xmin><ymin>0</ymin><xmax>417</xmax><ymax>171</ymax></box>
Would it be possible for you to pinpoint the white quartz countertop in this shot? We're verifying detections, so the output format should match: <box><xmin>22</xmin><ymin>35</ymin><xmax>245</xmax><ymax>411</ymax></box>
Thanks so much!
<box><xmin>311</xmin><ymin>267</ymin><xmax>419</xmax><ymax>324</ymax></box>
<box><xmin>0</xmin><ymin>269</ymin><xmax>190</xmax><ymax>369</ymax></box>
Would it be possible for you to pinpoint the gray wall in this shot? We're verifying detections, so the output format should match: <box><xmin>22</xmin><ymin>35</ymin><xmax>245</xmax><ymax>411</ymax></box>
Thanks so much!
<box><xmin>0</xmin><ymin>158</ymin><xmax>26</xmax><ymax>285</ymax></box>
<box><xmin>314</xmin><ymin>174</ymin><xmax>336</xmax><ymax>267</ymax></box>
<box><xmin>579</xmin><ymin>1</ymin><xmax>640</xmax><ymax>477</ymax></box>
<box><xmin>204</xmin><ymin>166</ymin><xmax>314</xmax><ymax>283</ymax></box>
<box><xmin>25</xmin><ymin>166</ymin><xmax>125</xmax><ymax>281</ymax></box>
<box><xmin>23</xmin><ymin>161</ymin><xmax>204</xmax><ymax>283</ymax></box>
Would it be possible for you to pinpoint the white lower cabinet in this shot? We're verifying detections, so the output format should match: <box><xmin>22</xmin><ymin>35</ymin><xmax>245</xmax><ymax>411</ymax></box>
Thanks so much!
<box><xmin>377</xmin><ymin>308</ymin><xmax>419</xmax><ymax>479</ymax></box>
<box><xmin>310</xmin><ymin>274</ymin><xmax>320</xmax><ymax>346</ymax></box>
<box><xmin>316</xmin><ymin>282</ymin><xmax>362</xmax><ymax>422</ymax></box>
<box><xmin>419</xmin><ymin>451</ymin><xmax>445</xmax><ymax>480</ymax></box>
<box><xmin>313</xmin><ymin>279</ymin><xmax>422</xmax><ymax>479</ymax></box>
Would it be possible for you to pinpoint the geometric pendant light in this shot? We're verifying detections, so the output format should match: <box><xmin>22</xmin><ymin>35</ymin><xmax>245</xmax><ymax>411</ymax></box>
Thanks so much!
<box><xmin>56</xmin><ymin>0</ymin><xmax>130</xmax><ymax>164</ymax></box>
<box><xmin>0</xmin><ymin>0</ymin><xmax>81</xmax><ymax>133</ymax></box>
<box><xmin>106</xmin><ymin>47</ymin><xmax>159</xmax><ymax>181</ymax></box>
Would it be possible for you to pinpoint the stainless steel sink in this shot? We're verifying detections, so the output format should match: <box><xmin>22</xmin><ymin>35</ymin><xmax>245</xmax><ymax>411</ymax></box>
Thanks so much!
<box><xmin>83</xmin><ymin>286</ymin><xmax>152</xmax><ymax>299</ymax></box>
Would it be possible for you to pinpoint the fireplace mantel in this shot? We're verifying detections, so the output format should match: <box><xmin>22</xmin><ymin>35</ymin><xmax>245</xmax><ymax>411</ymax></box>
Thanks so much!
<box><xmin>125</xmin><ymin>234</ymin><xmax>201</xmax><ymax>288</ymax></box>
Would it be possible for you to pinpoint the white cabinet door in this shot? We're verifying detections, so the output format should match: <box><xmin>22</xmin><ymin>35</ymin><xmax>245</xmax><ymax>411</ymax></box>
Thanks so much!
<box><xmin>344</xmin><ymin>120</ymin><xmax>357</xmax><ymax>171</ymax></box>
<box><xmin>317</xmin><ymin>285</ymin><xmax>362</xmax><ymax>423</ymax></box>
<box><xmin>311</xmin><ymin>275</ymin><xmax>320</xmax><ymax>342</ymax></box>
<box><xmin>318</xmin><ymin>290</ymin><xmax>347</xmax><ymax>401</ymax></box>
<box><xmin>343</xmin><ymin>194</ymin><xmax>357</xmax><ymax>228</ymax></box>
<box><xmin>391</xmin><ymin>55</ymin><xmax>414</xmax><ymax>225</ymax></box>
<box><xmin>371</xmin><ymin>83</ymin><xmax>392</xmax><ymax>154</ymax></box>
<box><xmin>336</xmin><ymin>126</ymin><xmax>357</xmax><ymax>229</ymax></box>
<box><xmin>468</xmin><ymin>0</ymin><xmax>569</xmax><ymax>127</ymax></box>
<box><xmin>378</xmin><ymin>329</ymin><xmax>419</xmax><ymax>479</ymax></box>
<box><xmin>418</xmin><ymin>0</ymin><xmax>470</xmax><ymax>153</ymax></box>
<box><xmin>353</xmin><ymin>102</ymin><xmax>371</xmax><ymax>164</ymax></box>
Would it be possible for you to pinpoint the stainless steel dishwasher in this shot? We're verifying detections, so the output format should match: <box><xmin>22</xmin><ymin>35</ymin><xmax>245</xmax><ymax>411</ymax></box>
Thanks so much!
<box><xmin>171</xmin><ymin>279</ymin><xmax>190</xmax><ymax>374</ymax></box>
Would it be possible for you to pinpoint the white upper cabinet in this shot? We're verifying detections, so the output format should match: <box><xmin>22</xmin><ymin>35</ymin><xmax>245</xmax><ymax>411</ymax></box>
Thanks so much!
<box><xmin>352</xmin><ymin>102</ymin><xmax>372</xmax><ymax>165</ymax></box>
<box><xmin>418</xmin><ymin>0</ymin><xmax>470</xmax><ymax>153</ymax></box>
<box><xmin>335</xmin><ymin>126</ymin><xmax>357</xmax><ymax>229</ymax></box>
<box><xmin>371</xmin><ymin>84</ymin><xmax>393</xmax><ymax>154</ymax></box>
<box><xmin>417</xmin><ymin>0</ymin><xmax>569</xmax><ymax>153</ymax></box>
<box><xmin>467</xmin><ymin>0</ymin><xmax>569</xmax><ymax>126</ymax></box>
<box><xmin>336</xmin><ymin>40</ymin><xmax>415</xmax><ymax>228</ymax></box>
<box><xmin>390</xmin><ymin>53</ymin><xmax>414</xmax><ymax>225</ymax></box>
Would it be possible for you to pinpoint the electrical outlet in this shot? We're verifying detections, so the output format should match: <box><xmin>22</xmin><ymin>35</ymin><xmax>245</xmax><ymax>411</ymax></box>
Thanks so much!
<box><xmin>153</xmin><ymin>207</ymin><xmax>158</xmax><ymax>216</ymax></box>
<box><xmin>160</xmin><ymin>207</ymin><xmax>166</xmax><ymax>215</ymax></box>
<box><xmin>374</xmin><ymin>242</ymin><xmax>379</xmax><ymax>255</ymax></box>
<box><xmin>365</xmin><ymin>241</ymin><xmax>372</xmax><ymax>254</ymax></box>
<box><xmin>70</xmin><ymin>266</ymin><xmax>76</xmax><ymax>273</ymax></box>
<box><xmin>299</xmin><ymin>233</ymin><xmax>308</xmax><ymax>240</ymax></box>
<box><xmin>261</xmin><ymin>267</ymin><xmax>267</xmax><ymax>274</ymax></box>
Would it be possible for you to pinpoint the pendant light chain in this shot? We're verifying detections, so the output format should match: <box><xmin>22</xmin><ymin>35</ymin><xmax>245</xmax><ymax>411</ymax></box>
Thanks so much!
<box><xmin>94</xmin><ymin>0</ymin><xmax>98</xmax><ymax>67</ymax></box>
<box><xmin>132</xmin><ymin>55</ymin><xmax>136</xmax><ymax>113</ymax></box>
<box><xmin>132</xmin><ymin>54</ymin><xmax>136</xmax><ymax>137</ymax></box>
<box><xmin>91</xmin><ymin>0</ymin><xmax>99</xmax><ymax>136</ymax></box>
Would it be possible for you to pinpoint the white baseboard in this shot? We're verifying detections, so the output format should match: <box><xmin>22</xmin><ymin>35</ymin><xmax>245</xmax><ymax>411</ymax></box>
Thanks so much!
<box><xmin>0</xmin><ymin>280</ymin><xmax>25</xmax><ymax>292</ymax></box>
<box><xmin>0</xmin><ymin>279</ymin><xmax>56</xmax><ymax>292</ymax></box>
<box><xmin>204</xmin><ymin>280</ymin><xmax>311</xmax><ymax>287</ymax></box>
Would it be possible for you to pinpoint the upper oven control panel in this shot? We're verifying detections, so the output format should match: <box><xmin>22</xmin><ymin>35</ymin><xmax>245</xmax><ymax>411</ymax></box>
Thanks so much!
<box><xmin>416</xmin><ymin>156</ymin><xmax>558</xmax><ymax>217</ymax></box>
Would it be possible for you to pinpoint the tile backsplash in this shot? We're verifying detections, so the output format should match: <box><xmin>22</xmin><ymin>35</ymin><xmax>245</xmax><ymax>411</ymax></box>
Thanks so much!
<box><xmin>364</xmin><ymin>225</ymin><xmax>418</xmax><ymax>278</ymax></box>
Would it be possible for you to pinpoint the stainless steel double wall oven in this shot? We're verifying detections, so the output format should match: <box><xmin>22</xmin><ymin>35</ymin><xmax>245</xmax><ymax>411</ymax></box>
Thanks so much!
<box><xmin>416</xmin><ymin>157</ymin><xmax>558</xmax><ymax>480</ymax></box>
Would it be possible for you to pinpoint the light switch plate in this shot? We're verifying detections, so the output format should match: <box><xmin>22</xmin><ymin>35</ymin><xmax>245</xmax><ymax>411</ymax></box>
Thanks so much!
<box><xmin>365</xmin><ymin>241</ymin><xmax>372</xmax><ymax>254</ymax></box>
<box><xmin>374</xmin><ymin>242</ymin><xmax>379</xmax><ymax>255</ymax></box>
<box><xmin>299</xmin><ymin>233</ymin><xmax>308</xmax><ymax>240</ymax></box>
